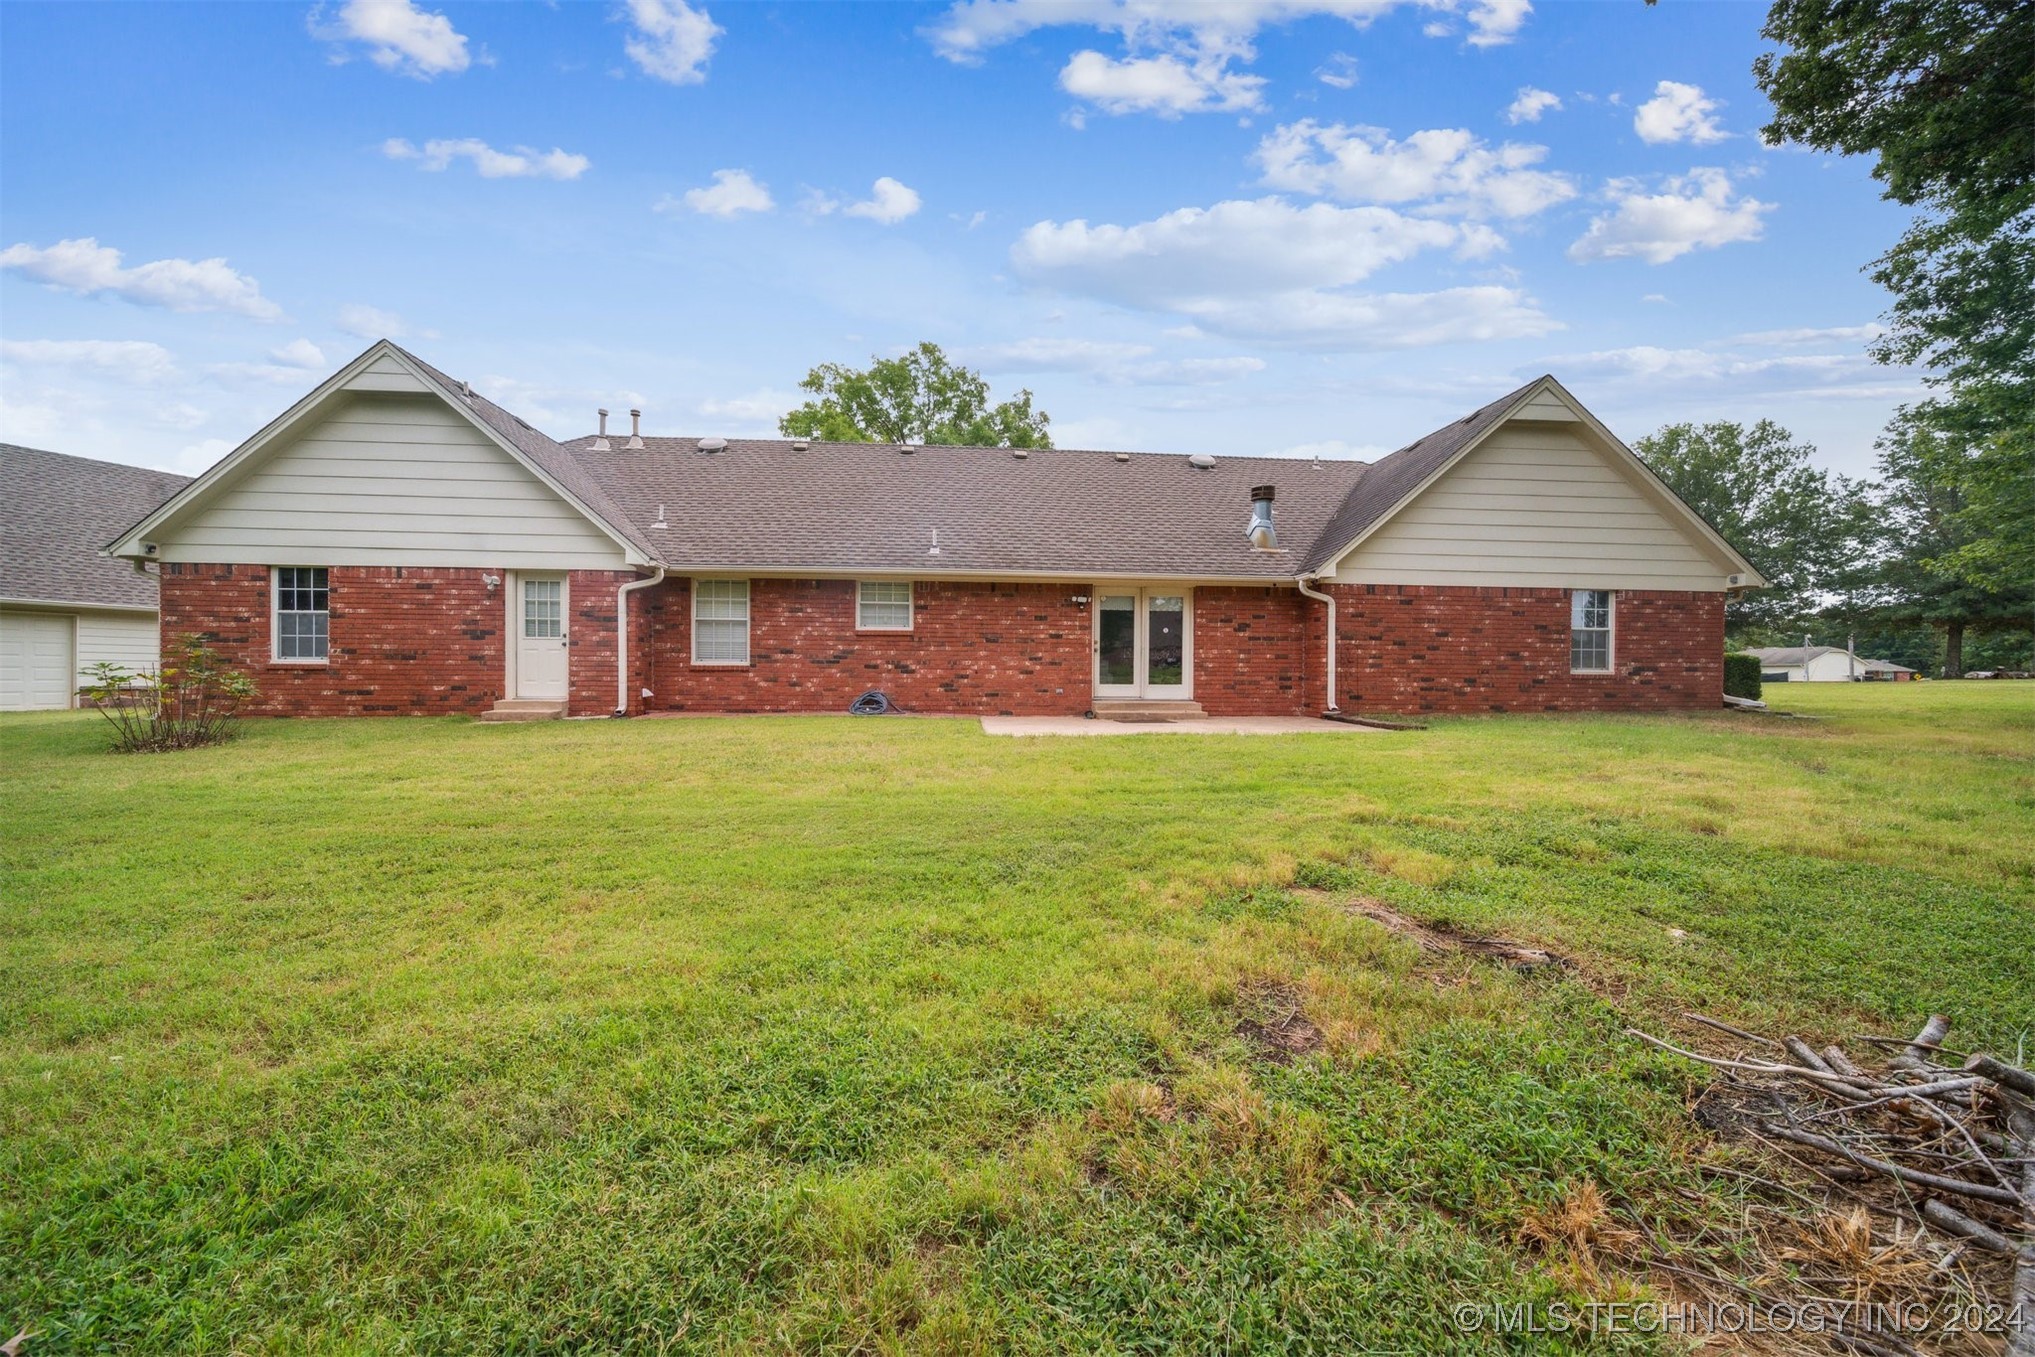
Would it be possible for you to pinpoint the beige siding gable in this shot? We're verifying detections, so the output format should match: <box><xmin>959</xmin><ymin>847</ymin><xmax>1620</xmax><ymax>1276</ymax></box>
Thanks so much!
<box><xmin>153</xmin><ymin>392</ymin><xmax>628</xmax><ymax>568</ymax></box>
<box><xmin>1328</xmin><ymin>422</ymin><xmax>1735</xmax><ymax>590</ymax></box>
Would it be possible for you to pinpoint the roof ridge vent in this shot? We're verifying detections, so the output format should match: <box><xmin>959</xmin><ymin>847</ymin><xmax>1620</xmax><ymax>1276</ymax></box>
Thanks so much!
<box><xmin>1012</xmin><ymin>448</ymin><xmax>1029</xmax><ymax>460</ymax></box>
<box><xmin>1113</xmin><ymin>452</ymin><xmax>1130</xmax><ymax>463</ymax></box>
<box><xmin>1187</xmin><ymin>453</ymin><xmax>1217</xmax><ymax>470</ymax></box>
<box><xmin>790</xmin><ymin>438</ymin><xmax>809</xmax><ymax>451</ymax></box>
<box><xmin>698</xmin><ymin>437</ymin><xmax>727</xmax><ymax>454</ymax></box>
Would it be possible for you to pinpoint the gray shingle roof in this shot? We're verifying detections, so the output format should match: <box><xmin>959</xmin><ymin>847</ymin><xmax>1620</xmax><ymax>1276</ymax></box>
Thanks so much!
<box><xmin>561</xmin><ymin>435</ymin><xmax>1373</xmax><ymax>578</ymax></box>
<box><xmin>1299</xmin><ymin>376</ymin><xmax>1545</xmax><ymax>572</ymax></box>
<box><xmin>1746</xmin><ymin>646</ymin><xmax>1916</xmax><ymax>673</ymax></box>
<box><xmin>2</xmin><ymin>444</ymin><xmax>188</xmax><ymax>609</ymax></box>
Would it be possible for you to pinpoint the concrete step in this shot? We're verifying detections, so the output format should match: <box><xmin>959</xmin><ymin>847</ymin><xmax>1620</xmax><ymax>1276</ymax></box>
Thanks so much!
<box><xmin>478</xmin><ymin>700</ymin><xmax>566</xmax><ymax>723</ymax></box>
<box><xmin>1092</xmin><ymin>699</ymin><xmax>1207</xmax><ymax>723</ymax></box>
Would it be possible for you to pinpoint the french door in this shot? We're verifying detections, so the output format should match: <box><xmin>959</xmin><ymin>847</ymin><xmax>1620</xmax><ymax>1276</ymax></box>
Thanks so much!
<box><xmin>1094</xmin><ymin>587</ymin><xmax>1191</xmax><ymax>700</ymax></box>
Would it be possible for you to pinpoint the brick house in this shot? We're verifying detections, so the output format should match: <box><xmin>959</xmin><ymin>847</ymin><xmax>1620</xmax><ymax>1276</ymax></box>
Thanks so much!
<box><xmin>106</xmin><ymin>341</ymin><xmax>1764</xmax><ymax>720</ymax></box>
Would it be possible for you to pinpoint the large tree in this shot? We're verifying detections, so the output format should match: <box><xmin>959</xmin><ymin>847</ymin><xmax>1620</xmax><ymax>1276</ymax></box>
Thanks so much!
<box><xmin>779</xmin><ymin>342</ymin><xmax>1052</xmax><ymax>448</ymax></box>
<box><xmin>1755</xmin><ymin>0</ymin><xmax>2034</xmax><ymax>421</ymax></box>
<box><xmin>1634</xmin><ymin>419</ymin><xmax>1873</xmax><ymax>630</ymax></box>
<box><xmin>1865</xmin><ymin>408</ymin><xmax>2034</xmax><ymax>676</ymax></box>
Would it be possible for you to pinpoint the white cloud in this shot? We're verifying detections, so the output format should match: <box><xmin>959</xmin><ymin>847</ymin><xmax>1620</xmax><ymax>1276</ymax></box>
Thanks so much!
<box><xmin>1463</xmin><ymin>0</ymin><xmax>1530</xmax><ymax>46</ymax></box>
<box><xmin>338</xmin><ymin>303</ymin><xmax>410</xmax><ymax>338</ymax></box>
<box><xmin>843</xmin><ymin>177</ymin><xmax>923</xmax><ymax>224</ymax></box>
<box><xmin>316</xmin><ymin>0</ymin><xmax>471</xmax><ymax>78</ymax></box>
<box><xmin>928</xmin><ymin>2</ymin><xmax>1530</xmax><ymax>119</ymax></box>
<box><xmin>1277</xmin><ymin>438</ymin><xmax>1389</xmax><ymax>461</ymax></box>
<box><xmin>171</xmin><ymin>437</ymin><xmax>236</xmax><ymax>476</ymax></box>
<box><xmin>1060</xmin><ymin>49</ymin><xmax>1265</xmax><ymax>116</ymax></box>
<box><xmin>0</xmin><ymin>338</ymin><xmax>177</xmax><ymax>383</ymax></box>
<box><xmin>622</xmin><ymin>0</ymin><xmax>720</xmax><ymax>84</ymax></box>
<box><xmin>271</xmin><ymin>339</ymin><xmax>327</xmax><ymax>368</ymax></box>
<box><xmin>0</xmin><ymin>238</ymin><xmax>282</xmax><ymax>319</ymax></box>
<box><xmin>154</xmin><ymin>402</ymin><xmax>209</xmax><ymax>431</ymax></box>
<box><xmin>1633</xmin><ymin>80</ymin><xmax>1727</xmax><ymax>145</ymax></box>
<box><xmin>1116</xmin><ymin>355</ymin><xmax>1266</xmax><ymax>384</ymax></box>
<box><xmin>969</xmin><ymin>337</ymin><xmax>1156</xmax><ymax>371</ymax></box>
<box><xmin>1316</xmin><ymin>52</ymin><xmax>1358</xmax><ymax>88</ymax></box>
<box><xmin>666</xmin><ymin>169</ymin><xmax>774</xmax><ymax>218</ymax></box>
<box><xmin>1641</xmin><ymin>293</ymin><xmax>1670</xmax><ymax>304</ymax></box>
<box><xmin>1254</xmin><ymin>120</ymin><xmax>1575</xmax><ymax>218</ymax></box>
<box><xmin>800</xmin><ymin>188</ymin><xmax>840</xmax><ymax>216</ymax></box>
<box><xmin>1505</xmin><ymin>86</ymin><xmax>1561</xmax><ymax>124</ymax></box>
<box><xmin>1568</xmin><ymin>168</ymin><xmax>1772</xmax><ymax>264</ymax></box>
<box><xmin>1011</xmin><ymin>196</ymin><xmax>1555</xmax><ymax>348</ymax></box>
<box><xmin>696</xmin><ymin>388</ymin><xmax>804</xmax><ymax>430</ymax></box>
<box><xmin>382</xmin><ymin>138</ymin><xmax>590</xmax><ymax>180</ymax></box>
<box><xmin>1732</xmin><ymin>323</ymin><xmax>1884</xmax><ymax>346</ymax></box>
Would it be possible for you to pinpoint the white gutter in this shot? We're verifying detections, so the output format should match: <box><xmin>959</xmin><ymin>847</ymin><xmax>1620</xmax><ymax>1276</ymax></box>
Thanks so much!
<box><xmin>1294</xmin><ymin>575</ymin><xmax>1341</xmax><ymax>714</ymax></box>
<box><xmin>614</xmin><ymin>567</ymin><xmax>666</xmax><ymax>715</ymax></box>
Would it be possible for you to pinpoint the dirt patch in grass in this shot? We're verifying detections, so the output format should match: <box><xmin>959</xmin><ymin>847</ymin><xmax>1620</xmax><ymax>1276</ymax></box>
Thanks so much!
<box><xmin>1292</xmin><ymin>887</ymin><xmax>1572</xmax><ymax>973</ymax></box>
<box><xmin>1235</xmin><ymin>980</ymin><xmax>1324</xmax><ymax>1064</ymax></box>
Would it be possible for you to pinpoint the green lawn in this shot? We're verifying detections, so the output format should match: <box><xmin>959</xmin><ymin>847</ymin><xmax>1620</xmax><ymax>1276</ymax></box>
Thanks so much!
<box><xmin>4</xmin><ymin>684</ymin><xmax>2031</xmax><ymax>1353</ymax></box>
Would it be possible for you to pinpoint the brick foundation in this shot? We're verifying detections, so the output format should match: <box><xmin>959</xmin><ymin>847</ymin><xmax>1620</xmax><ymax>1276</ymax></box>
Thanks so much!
<box><xmin>160</xmin><ymin>567</ymin><xmax>1722</xmax><ymax>719</ymax></box>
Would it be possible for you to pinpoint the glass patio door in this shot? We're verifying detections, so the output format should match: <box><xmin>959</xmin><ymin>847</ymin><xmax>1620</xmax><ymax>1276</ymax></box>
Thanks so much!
<box><xmin>1094</xmin><ymin>588</ymin><xmax>1191</xmax><ymax>700</ymax></box>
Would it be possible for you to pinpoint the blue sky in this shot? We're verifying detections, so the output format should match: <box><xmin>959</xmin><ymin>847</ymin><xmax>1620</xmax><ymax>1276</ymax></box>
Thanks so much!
<box><xmin>1</xmin><ymin>0</ymin><xmax>1923</xmax><ymax>480</ymax></box>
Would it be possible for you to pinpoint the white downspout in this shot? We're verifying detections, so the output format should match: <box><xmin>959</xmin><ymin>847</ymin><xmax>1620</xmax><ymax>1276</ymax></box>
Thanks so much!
<box><xmin>615</xmin><ymin>566</ymin><xmax>666</xmax><ymax>716</ymax></box>
<box><xmin>1295</xmin><ymin>575</ymin><xmax>1340</xmax><ymax>714</ymax></box>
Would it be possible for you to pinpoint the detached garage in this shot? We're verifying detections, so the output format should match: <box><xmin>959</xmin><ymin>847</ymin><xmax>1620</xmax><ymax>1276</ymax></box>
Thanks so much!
<box><xmin>0</xmin><ymin>444</ymin><xmax>189</xmax><ymax>711</ymax></box>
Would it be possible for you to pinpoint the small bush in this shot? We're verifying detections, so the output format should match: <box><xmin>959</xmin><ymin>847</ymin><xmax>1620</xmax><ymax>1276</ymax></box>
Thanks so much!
<box><xmin>1723</xmin><ymin>652</ymin><xmax>1763</xmax><ymax>701</ymax></box>
<box><xmin>76</xmin><ymin>634</ymin><xmax>256</xmax><ymax>753</ymax></box>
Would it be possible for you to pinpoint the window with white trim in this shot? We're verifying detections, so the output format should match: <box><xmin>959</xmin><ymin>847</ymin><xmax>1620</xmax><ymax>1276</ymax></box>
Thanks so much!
<box><xmin>692</xmin><ymin>579</ymin><xmax>750</xmax><ymax>665</ymax></box>
<box><xmin>857</xmin><ymin>580</ymin><xmax>912</xmax><ymax>631</ymax></box>
<box><xmin>273</xmin><ymin>566</ymin><xmax>330</xmax><ymax>661</ymax></box>
<box><xmin>1570</xmin><ymin>589</ymin><xmax>1613</xmax><ymax>673</ymax></box>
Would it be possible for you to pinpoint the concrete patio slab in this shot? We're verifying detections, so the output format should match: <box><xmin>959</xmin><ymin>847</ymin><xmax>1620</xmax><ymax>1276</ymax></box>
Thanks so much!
<box><xmin>980</xmin><ymin>716</ymin><xmax>1387</xmax><ymax>737</ymax></box>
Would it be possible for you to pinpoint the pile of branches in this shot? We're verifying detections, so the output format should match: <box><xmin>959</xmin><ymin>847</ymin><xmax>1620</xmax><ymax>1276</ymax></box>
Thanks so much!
<box><xmin>1632</xmin><ymin>1013</ymin><xmax>2034</xmax><ymax>1356</ymax></box>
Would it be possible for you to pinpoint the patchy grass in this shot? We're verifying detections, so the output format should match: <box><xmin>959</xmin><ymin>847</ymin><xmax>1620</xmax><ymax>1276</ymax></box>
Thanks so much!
<box><xmin>3</xmin><ymin>683</ymin><xmax>2029</xmax><ymax>1352</ymax></box>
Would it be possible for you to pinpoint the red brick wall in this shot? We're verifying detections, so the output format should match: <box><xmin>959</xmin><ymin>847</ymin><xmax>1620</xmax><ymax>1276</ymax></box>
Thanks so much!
<box><xmin>1193</xmin><ymin>586</ymin><xmax>1311</xmax><ymax>716</ymax></box>
<box><xmin>642</xmin><ymin>578</ymin><xmax>1091</xmax><ymax>715</ymax></box>
<box><xmin>157</xmin><ymin>564</ymin><xmax>636</xmax><ymax>717</ymax></box>
<box><xmin>1322</xmin><ymin>584</ymin><xmax>1723</xmax><ymax>715</ymax></box>
<box><xmin>158</xmin><ymin>566</ymin><xmax>1722</xmax><ymax>719</ymax></box>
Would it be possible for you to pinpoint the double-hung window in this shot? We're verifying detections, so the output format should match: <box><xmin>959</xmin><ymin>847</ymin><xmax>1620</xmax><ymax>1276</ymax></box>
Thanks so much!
<box><xmin>273</xmin><ymin>566</ymin><xmax>330</xmax><ymax>662</ymax></box>
<box><xmin>1569</xmin><ymin>589</ymin><xmax>1613</xmax><ymax>673</ymax></box>
<box><xmin>857</xmin><ymin>580</ymin><xmax>912</xmax><ymax>631</ymax></box>
<box><xmin>693</xmin><ymin>579</ymin><xmax>750</xmax><ymax>665</ymax></box>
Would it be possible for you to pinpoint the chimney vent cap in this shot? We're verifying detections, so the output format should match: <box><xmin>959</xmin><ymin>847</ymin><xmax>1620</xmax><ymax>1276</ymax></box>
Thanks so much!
<box><xmin>1250</xmin><ymin>484</ymin><xmax>1275</xmax><ymax>502</ymax></box>
<box><xmin>697</xmin><ymin>437</ymin><xmax>727</xmax><ymax>454</ymax></box>
<box><xmin>1187</xmin><ymin>453</ymin><xmax>1217</xmax><ymax>470</ymax></box>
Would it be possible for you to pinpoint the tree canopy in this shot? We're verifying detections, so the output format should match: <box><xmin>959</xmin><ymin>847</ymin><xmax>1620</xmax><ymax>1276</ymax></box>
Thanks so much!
<box><xmin>779</xmin><ymin>342</ymin><xmax>1052</xmax><ymax>448</ymax></box>
<box><xmin>1634</xmin><ymin>420</ymin><xmax>1873</xmax><ymax>630</ymax></box>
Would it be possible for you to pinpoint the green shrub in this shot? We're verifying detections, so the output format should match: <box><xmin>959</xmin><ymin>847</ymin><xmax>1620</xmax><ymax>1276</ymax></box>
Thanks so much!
<box><xmin>1723</xmin><ymin>652</ymin><xmax>1763</xmax><ymax>701</ymax></box>
<box><xmin>76</xmin><ymin>634</ymin><xmax>256</xmax><ymax>752</ymax></box>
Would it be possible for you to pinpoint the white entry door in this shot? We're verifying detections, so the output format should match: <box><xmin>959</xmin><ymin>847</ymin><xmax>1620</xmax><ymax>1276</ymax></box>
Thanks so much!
<box><xmin>0</xmin><ymin>610</ymin><xmax>76</xmax><ymax>710</ymax></box>
<box><xmin>515</xmin><ymin>574</ymin><xmax>569</xmax><ymax>700</ymax></box>
<box><xmin>1094</xmin><ymin>588</ymin><xmax>1191</xmax><ymax>700</ymax></box>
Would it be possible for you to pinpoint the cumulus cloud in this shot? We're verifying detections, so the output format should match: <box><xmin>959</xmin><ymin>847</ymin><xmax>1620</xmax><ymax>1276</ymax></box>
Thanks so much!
<box><xmin>928</xmin><ymin>1</ymin><xmax>1530</xmax><ymax>119</ymax></box>
<box><xmin>338</xmin><ymin>303</ymin><xmax>412</xmax><ymax>338</ymax></box>
<box><xmin>0</xmin><ymin>338</ymin><xmax>178</xmax><ymax>383</ymax></box>
<box><xmin>661</xmin><ymin>169</ymin><xmax>774</xmax><ymax>218</ymax></box>
<box><xmin>315</xmin><ymin>0</ymin><xmax>471</xmax><ymax>78</ymax></box>
<box><xmin>1011</xmin><ymin>196</ymin><xmax>1555</xmax><ymax>349</ymax></box>
<box><xmin>842</xmin><ymin>177</ymin><xmax>923</xmax><ymax>224</ymax></box>
<box><xmin>1733</xmin><ymin>323</ymin><xmax>1885</xmax><ymax>346</ymax></box>
<box><xmin>1505</xmin><ymin>86</ymin><xmax>1561</xmax><ymax>124</ymax></box>
<box><xmin>967</xmin><ymin>337</ymin><xmax>1265</xmax><ymax>386</ymax></box>
<box><xmin>1316</xmin><ymin>53</ymin><xmax>1358</xmax><ymax>89</ymax></box>
<box><xmin>271</xmin><ymin>339</ymin><xmax>327</xmax><ymax>368</ymax></box>
<box><xmin>1255</xmin><ymin>120</ymin><xmax>1575</xmax><ymax>218</ymax></box>
<box><xmin>622</xmin><ymin>0</ymin><xmax>720</xmax><ymax>84</ymax></box>
<box><xmin>1568</xmin><ymin>168</ymin><xmax>1772</xmax><ymax>264</ymax></box>
<box><xmin>382</xmin><ymin>138</ymin><xmax>590</xmax><ymax>180</ymax></box>
<box><xmin>0</xmin><ymin>237</ymin><xmax>282</xmax><ymax>319</ymax></box>
<box><xmin>1633</xmin><ymin>80</ymin><xmax>1727</xmax><ymax>145</ymax></box>
<box><xmin>1060</xmin><ymin>49</ymin><xmax>1265</xmax><ymax>116</ymax></box>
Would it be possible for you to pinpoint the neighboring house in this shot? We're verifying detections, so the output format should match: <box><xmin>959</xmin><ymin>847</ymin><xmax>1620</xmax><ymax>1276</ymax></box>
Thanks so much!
<box><xmin>105</xmin><ymin>342</ymin><xmax>1767</xmax><ymax>720</ymax></box>
<box><xmin>2</xmin><ymin>445</ymin><xmax>190</xmax><ymax>711</ymax></box>
<box><xmin>1747</xmin><ymin>645</ymin><xmax>1919</xmax><ymax>683</ymax></box>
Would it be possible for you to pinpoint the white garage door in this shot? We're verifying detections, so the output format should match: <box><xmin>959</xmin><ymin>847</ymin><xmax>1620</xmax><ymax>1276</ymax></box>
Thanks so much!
<box><xmin>0</xmin><ymin>611</ymin><xmax>76</xmax><ymax>710</ymax></box>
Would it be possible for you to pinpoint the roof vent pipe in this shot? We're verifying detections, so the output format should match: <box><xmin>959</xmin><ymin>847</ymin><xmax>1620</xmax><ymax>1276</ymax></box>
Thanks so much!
<box><xmin>593</xmin><ymin>409</ymin><xmax>611</xmax><ymax>452</ymax></box>
<box><xmin>1247</xmin><ymin>484</ymin><xmax>1277</xmax><ymax>550</ymax></box>
<box><xmin>627</xmin><ymin>409</ymin><xmax>644</xmax><ymax>450</ymax></box>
